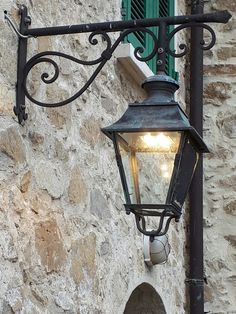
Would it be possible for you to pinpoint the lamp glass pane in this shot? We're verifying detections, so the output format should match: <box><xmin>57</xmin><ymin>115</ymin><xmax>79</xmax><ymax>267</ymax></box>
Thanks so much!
<box><xmin>170</xmin><ymin>138</ymin><xmax>199</xmax><ymax>209</ymax></box>
<box><xmin>117</xmin><ymin>131</ymin><xmax>181</xmax><ymax>204</ymax></box>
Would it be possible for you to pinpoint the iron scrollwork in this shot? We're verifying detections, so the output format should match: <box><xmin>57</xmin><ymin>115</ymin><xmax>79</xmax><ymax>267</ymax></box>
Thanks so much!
<box><xmin>9</xmin><ymin>5</ymin><xmax>229</xmax><ymax>123</ymax></box>
<box><xmin>167</xmin><ymin>22</ymin><xmax>216</xmax><ymax>58</ymax></box>
<box><xmin>23</xmin><ymin>23</ymin><xmax>216</xmax><ymax>109</ymax></box>
<box><xmin>23</xmin><ymin>28</ymin><xmax>159</xmax><ymax>108</ymax></box>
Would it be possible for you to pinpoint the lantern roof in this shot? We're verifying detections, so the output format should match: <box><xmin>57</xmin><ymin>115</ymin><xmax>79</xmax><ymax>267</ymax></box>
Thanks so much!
<box><xmin>101</xmin><ymin>75</ymin><xmax>209</xmax><ymax>153</ymax></box>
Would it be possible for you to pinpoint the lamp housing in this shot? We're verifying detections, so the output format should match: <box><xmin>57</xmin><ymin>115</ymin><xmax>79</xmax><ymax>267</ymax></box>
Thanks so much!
<box><xmin>102</xmin><ymin>74</ymin><xmax>209</xmax><ymax>236</ymax></box>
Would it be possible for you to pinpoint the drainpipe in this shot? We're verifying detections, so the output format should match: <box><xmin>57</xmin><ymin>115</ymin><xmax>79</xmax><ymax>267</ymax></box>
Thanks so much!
<box><xmin>189</xmin><ymin>1</ymin><xmax>204</xmax><ymax>313</ymax></box>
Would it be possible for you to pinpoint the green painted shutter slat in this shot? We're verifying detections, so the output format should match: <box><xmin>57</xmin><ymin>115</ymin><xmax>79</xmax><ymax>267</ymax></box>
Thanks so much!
<box><xmin>132</xmin><ymin>0</ymin><xmax>144</xmax><ymax>15</ymax></box>
<box><xmin>122</xmin><ymin>0</ymin><xmax>145</xmax><ymax>52</ymax></box>
<box><xmin>158</xmin><ymin>0</ymin><xmax>177</xmax><ymax>79</ymax></box>
<box><xmin>131</xmin><ymin>0</ymin><xmax>146</xmax><ymax>47</ymax></box>
<box><xmin>145</xmin><ymin>0</ymin><xmax>157</xmax><ymax>73</ymax></box>
<box><xmin>131</xmin><ymin>8</ymin><xmax>143</xmax><ymax>20</ymax></box>
<box><xmin>166</xmin><ymin>1</ymin><xmax>178</xmax><ymax>80</ymax></box>
<box><xmin>159</xmin><ymin>0</ymin><xmax>168</xmax><ymax>17</ymax></box>
<box><xmin>131</xmin><ymin>2</ymin><xmax>144</xmax><ymax>19</ymax></box>
<box><xmin>122</xmin><ymin>0</ymin><xmax>177</xmax><ymax>79</ymax></box>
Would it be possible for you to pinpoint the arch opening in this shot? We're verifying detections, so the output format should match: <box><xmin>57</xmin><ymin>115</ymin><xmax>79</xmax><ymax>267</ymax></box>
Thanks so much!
<box><xmin>124</xmin><ymin>282</ymin><xmax>167</xmax><ymax>314</ymax></box>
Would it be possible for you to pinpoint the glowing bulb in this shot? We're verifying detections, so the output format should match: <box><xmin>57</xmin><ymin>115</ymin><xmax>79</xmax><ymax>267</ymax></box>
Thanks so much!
<box><xmin>142</xmin><ymin>133</ymin><xmax>158</xmax><ymax>147</ymax></box>
<box><xmin>142</xmin><ymin>133</ymin><xmax>173</xmax><ymax>150</ymax></box>
<box><xmin>162</xmin><ymin>171</ymin><xmax>170</xmax><ymax>179</ymax></box>
<box><xmin>155</xmin><ymin>133</ymin><xmax>173</xmax><ymax>149</ymax></box>
<box><xmin>161</xmin><ymin>164</ymin><xmax>168</xmax><ymax>171</ymax></box>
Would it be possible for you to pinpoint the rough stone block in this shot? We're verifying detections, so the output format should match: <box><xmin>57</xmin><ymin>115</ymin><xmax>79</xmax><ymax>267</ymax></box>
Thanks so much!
<box><xmin>204</xmin><ymin>64</ymin><xmax>236</xmax><ymax>76</ymax></box>
<box><xmin>29</xmin><ymin>132</ymin><xmax>44</xmax><ymax>146</ymax></box>
<box><xmin>20</xmin><ymin>171</ymin><xmax>32</xmax><ymax>193</ymax></box>
<box><xmin>212</xmin><ymin>0</ymin><xmax>236</xmax><ymax>12</ymax></box>
<box><xmin>46</xmin><ymin>105</ymin><xmax>71</xmax><ymax>129</ymax></box>
<box><xmin>55</xmin><ymin>291</ymin><xmax>74</xmax><ymax>311</ymax></box>
<box><xmin>224</xmin><ymin>200</ymin><xmax>236</xmax><ymax>215</ymax></box>
<box><xmin>217</xmin><ymin>46</ymin><xmax>236</xmax><ymax>60</ymax></box>
<box><xmin>90</xmin><ymin>189</ymin><xmax>111</xmax><ymax>220</ymax></box>
<box><xmin>0</xmin><ymin>126</ymin><xmax>26</xmax><ymax>164</ymax></box>
<box><xmin>68</xmin><ymin>164</ymin><xmax>87</xmax><ymax>204</ymax></box>
<box><xmin>204</xmin><ymin>82</ymin><xmax>231</xmax><ymax>105</ymax></box>
<box><xmin>80</xmin><ymin>117</ymin><xmax>101</xmax><ymax>148</ymax></box>
<box><xmin>35</xmin><ymin>219</ymin><xmax>66</xmax><ymax>273</ymax></box>
<box><xmin>5</xmin><ymin>288</ymin><xmax>22</xmax><ymax>313</ymax></box>
<box><xmin>224</xmin><ymin>235</ymin><xmax>236</xmax><ymax>248</ymax></box>
<box><xmin>70</xmin><ymin>232</ymin><xmax>97</xmax><ymax>284</ymax></box>
<box><xmin>35</xmin><ymin>161</ymin><xmax>66</xmax><ymax>199</ymax></box>
<box><xmin>0</xmin><ymin>230</ymin><xmax>18</xmax><ymax>262</ymax></box>
<box><xmin>217</xmin><ymin>114</ymin><xmax>236</xmax><ymax>139</ymax></box>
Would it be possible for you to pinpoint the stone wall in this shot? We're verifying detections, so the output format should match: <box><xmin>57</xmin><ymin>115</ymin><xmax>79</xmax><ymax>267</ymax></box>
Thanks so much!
<box><xmin>1</xmin><ymin>0</ymin><xmax>234</xmax><ymax>313</ymax></box>
<box><xmin>0</xmin><ymin>1</ymin><xmax>187</xmax><ymax>314</ymax></box>
<box><xmin>203</xmin><ymin>1</ymin><xmax>236</xmax><ymax>313</ymax></box>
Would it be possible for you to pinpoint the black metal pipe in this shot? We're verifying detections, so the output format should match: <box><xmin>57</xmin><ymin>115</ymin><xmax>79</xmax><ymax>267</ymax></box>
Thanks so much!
<box><xmin>23</xmin><ymin>9</ymin><xmax>231</xmax><ymax>37</ymax></box>
<box><xmin>189</xmin><ymin>1</ymin><xmax>204</xmax><ymax>313</ymax></box>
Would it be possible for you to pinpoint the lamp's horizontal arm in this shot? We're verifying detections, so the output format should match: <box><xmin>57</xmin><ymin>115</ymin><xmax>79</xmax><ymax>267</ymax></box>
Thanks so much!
<box><xmin>11</xmin><ymin>5</ymin><xmax>231</xmax><ymax>124</ymax></box>
<box><xmin>24</xmin><ymin>10</ymin><xmax>231</xmax><ymax>38</ymax></box>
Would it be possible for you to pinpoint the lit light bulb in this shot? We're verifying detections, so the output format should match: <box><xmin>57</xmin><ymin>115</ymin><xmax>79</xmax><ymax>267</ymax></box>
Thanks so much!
<box><xmin>162</xmin><ymin>171</ymin><xmax>170</xmax><ymax>179</ymax></box>
<box><xmin>161</xmin><ymin>164</ymin><xmax>168</xmax><ymax>171</ymax></box>
<box><xmin>161</xmin><ymin>164</ymin><xmax>171</xmax><ymax>179</ymax></box>
<box><xmin>142</xmin><ymin>132</ymin><xmax>173</xmax><ymax>150</ymax></box>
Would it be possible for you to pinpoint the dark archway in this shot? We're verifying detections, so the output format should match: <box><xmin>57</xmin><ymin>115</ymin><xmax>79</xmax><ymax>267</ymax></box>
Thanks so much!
<box><xmin>124</xmin><ymin>283</ymin><xmax>167</xmax><ymax>314</ymax></box>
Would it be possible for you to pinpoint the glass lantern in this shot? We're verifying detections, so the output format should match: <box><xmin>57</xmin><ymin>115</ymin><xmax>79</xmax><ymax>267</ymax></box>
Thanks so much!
<box><xmin>102</xmin><ymin>75</ymin><xmax>209</xmax><ymax>236</ymax></box>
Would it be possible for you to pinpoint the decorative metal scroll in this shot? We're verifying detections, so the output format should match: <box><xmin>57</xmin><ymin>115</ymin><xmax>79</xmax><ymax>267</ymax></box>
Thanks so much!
<box><xmin>22</xmin><ymin>22</ymin><xmax>216</xmax><ymax>108</ymax></box>
<box><xmin>5</xmin><ymin>4</ymin><xmax>230</xmax><ymax>123</ymax></box>
<box><xmin>166</xmin><ymin>22</ymin><xmax>216</xmax><ymax>58</ymax></box>
<box><xmin>23</xmin><ymin>28</ymin><xmax>158</xmax><ymax>108</ymax></box>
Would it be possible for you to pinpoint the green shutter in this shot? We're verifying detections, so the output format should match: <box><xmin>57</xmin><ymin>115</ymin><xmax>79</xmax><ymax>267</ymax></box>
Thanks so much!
<box><xmin>122</xmin><ymin>0</ymin><xmax>146</xmax><ymax>52</ymax></box>
<box><xmin>158</xmin><ymin>0</ymin><xmax>178</xmax><ymax>80</ymax></box>
<box><xmin>122</xmin><ymin>0</ymin><xmax>157</xmax><ymax>73</ymax></box>
<box><xmin>122</xmin><ymin>0</ymin><xmax>177</xmax><ymax>79</ymax></box>
<box><xmin>146</xmin><ymin>0</ymin><xmax>158</xmax><ymax>72</ymax></box>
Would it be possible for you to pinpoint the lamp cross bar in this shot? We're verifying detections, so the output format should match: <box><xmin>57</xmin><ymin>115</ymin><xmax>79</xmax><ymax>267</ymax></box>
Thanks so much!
<box><xmin>24</xmin><ymin>10</ymin><xmax>231</xmax><ymax>37</ymax></box>
<box><xmin>10</xmin><ymin>5</ymin><xmax>231</xmax><ymax>124</ymax></box>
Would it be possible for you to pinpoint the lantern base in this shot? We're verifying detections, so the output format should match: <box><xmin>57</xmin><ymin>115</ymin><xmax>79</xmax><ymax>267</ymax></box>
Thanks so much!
<box><xmin>124</xmin><ymin>204</ymin><xmax>181</xmax><ymax>236</ymax></box>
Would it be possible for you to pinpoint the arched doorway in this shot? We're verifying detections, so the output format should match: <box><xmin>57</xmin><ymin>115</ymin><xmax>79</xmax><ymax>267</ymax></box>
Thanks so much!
<box><xmin>124</xmin><ymin>283</ymin><xmax>167</xmax><ymax>314</ymax></box>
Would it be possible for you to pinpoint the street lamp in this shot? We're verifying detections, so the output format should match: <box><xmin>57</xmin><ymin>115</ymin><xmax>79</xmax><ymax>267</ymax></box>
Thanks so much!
<box><xmin>102</xmin><ymin>74</ymin><xmax>208</xmax><ymax>236</ymax></box>
<box><xmin>4</xmin><ymin>6</ymin><xmax>230</xmax><ymax>236</ymax></box>
<box><xmin>4</xmin><ymin>5</ymin><xmax>231</xmax><ymax>312</ymax></box>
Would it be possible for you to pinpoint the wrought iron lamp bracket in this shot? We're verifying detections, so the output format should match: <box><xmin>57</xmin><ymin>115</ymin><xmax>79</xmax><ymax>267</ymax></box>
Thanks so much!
<box><xmin>5</xmin><ymin>5</ymin><xmax>231</xmax><ymax>124</ymax></box>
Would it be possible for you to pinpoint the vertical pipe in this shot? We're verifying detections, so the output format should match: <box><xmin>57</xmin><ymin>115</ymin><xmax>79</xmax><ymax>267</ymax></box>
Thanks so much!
<box><xmin>189</xmin><ymin>1</ymin><xmax>204</xmax><ymax>314</ymax></box>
